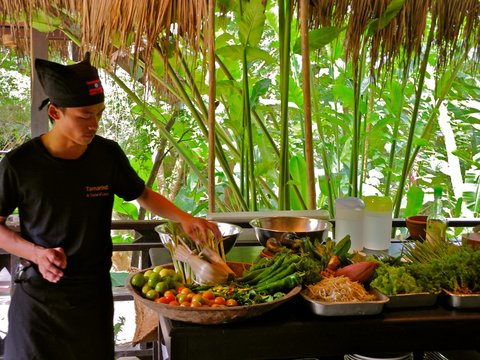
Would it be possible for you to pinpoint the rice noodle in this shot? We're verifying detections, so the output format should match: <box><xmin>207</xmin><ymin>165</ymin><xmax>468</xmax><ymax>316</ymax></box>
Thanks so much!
<box><xmin>306</xmin><ymin>276</ymin><xmax>376</xmax><ymax>302</ymax></box>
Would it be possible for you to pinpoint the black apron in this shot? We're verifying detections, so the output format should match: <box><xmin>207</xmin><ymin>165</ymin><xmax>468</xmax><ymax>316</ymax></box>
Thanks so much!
<box><xmin>4</xmin><ymin>264</ymin><xmax>114</xmax><ymax>360</ymax></box>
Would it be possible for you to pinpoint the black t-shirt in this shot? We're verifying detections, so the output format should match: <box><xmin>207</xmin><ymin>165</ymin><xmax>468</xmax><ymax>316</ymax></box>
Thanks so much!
<box><xmin>0</xmin><ymin>135</ymin><xmax>145</xmax><ymax>276</ymax></box>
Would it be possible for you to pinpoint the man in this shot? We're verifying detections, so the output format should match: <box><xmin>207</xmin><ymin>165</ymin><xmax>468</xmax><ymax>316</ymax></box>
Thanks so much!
<box><xmin>0</xmin><ymin>53</ymin><xmax>220</xmax><ymax>359</ymax></box>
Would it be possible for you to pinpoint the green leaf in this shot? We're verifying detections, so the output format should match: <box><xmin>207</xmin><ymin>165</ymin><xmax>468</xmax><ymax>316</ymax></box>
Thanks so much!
<box><xmin>292</xmin><ymin>27</ymin><xmax>342</xmax><ymax>54</ymax></box>
<box><xmin>31</xmin><ymin>10</ymin><xmax>61</xmax><ymax>33</ymax></box>
<box><xmin>452</xmin><ymin>150</ymin><xmax>480</xmax><ymax>169</ymax></box>
<box><xmin>366</xmin><ymin>0</ymin><xmax>405</xmax><ymax>35</ymax></box>
<box><xmin>289</xmin><ymin>155</ymin><xmax>308</xmax><ymax>209</ymax></box>
<box><xmin>404</xmin><ymin>185</ymin><xmax>425</xmax><ymax>217</ymax></box>
<box><xmin>250</xmin><ymin>78</ymin><xmax>271</xmax><ymax>109</ymax></box>
<box><xmin>113</xmin><ymin>196</ymin><xmax>139</xmax><ymax>219</ymax></box>
<box><xmin>216</xmin><ymin>45</ymin><xmax>275</xmax><ymax>64</ymax></box>
<box><xmin>239</xmin><ymin>0</ymin><xmax>266</xmax><ymax>47</ymax></box>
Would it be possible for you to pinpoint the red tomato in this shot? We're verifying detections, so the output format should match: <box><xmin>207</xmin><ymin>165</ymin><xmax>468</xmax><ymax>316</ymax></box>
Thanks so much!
<box><xmin>214</xmin><ymin>296</ymin><xmax>226</xmax><ymax>305</ymax></box>
<box><xmin>176</xmin><ymin>293</ymin><xmax>188</xmax><ymax>303</ymax></box>
<box><xmin>190</xmin><ymin>300</ymin><xmax>203</xmax><ymax>307</ymax></box>
<box><xmin>211</xmin><ymin>303</ymin><xmax>226</xmax><ymax>308</ymax></box>
<box><xmin>202</xmin><ymin>290</ymin><xmax>215</xmax><ymax>301</ymax></box>
<box><xmin>180</xmin><ymin>287</ymin><xmax>192</xmax><ymax>295</ymax></box>
<box><xmin>164</xmin><ymin>290</ymin><xmax>177</xmax><ymax>298</ymax></box>
<box><xmin>226</xmin><ymin>298</ymin><xmax>238</xmax><ymax>307</ymax></box>
<box><xmin>191</xmin><ymin>294</ymin><xmax>206</xmax><ymax>304</ymax></box>
<box><xmin>156</xmin><ymin>296</ymin><xmax>169</xmax><ymax>304</ymax></box>
<box><xmin>164</xmin><ymin>293</ymin><xmax>176</xmax><ymax>303</ymax></box>
<box><xmin>169</xmin><ymin>300</ymin><xmax>180</xmax><ymax>306</ymax></box>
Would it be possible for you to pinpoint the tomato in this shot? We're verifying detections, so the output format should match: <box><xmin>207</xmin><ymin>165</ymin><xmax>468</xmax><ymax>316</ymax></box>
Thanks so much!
<box><xmin>147</xmin><ymin>273</ymin><xmax>160</xmax><ymax>288</ymax></box>
<box><xmin>180</xmin><ymin>301</ymin><xmax>191</xmax><ymax>307</ymax></box>
<box><xmin>155</xmin><ymin>281</ymin><xmax>169</xmax><ymax>294</ymax></box>
<box><xmin>143</xmin><ymin>270</ymin><xmax>155</xmax><ymax>279</ymax></box>
<box><xmin>145</xmin><ymin>289</ymin><xmax>159</xmax><ymax>301</ymax></box>
<box><xmin>180</xmin><ymin>287</ymin><xmax>192</xmax><ymax>295</ymax></box>
<box><xmin>159</xmin><ymin>268</ymin><xmax>170</xmax><ymax>278</ymax></box>
<box><xmin>214</xmin><ymin>296</ymin><xmax>226</xmax><ymax>306</ymax></box>
<box><xmin>202</xmin><ymin>290</ymin><xmax>215</xmax><ymax>301</ymax></box>
<box><xmin>164</xmin><ymin>290</ymin><xmax>177</xmax><ymax>298</ymax></box>
<box><xmin>211</xmin><ymin>303</ymin><xmax>225</xmax><ymax>308</ymax></box>
<box><xmin>155</xmin><ymin>296</ymin><xmax>169</xmax><ymax>304</ymax></box>
<box><xmin>226</xmin><ymin>298</ymin><xmax>238</xmax><ymax>307</ymax></box>
<box><xmin>153</xmin><ymin>265</ymin><xmax>164</xmax><ymax>273</ymax></box>
<box><xmin>130</xmin><ymin>273</ymin><xmax>146</xmax><ymax>288</ymax></box>
<box><xmin>164</xmin><ymin>293</ymin><xmax>176</xmax><ymax>303</ymax></box>
<box><xmin>176</xmin><ymin>293</ymin><xmax>188</xmax><ymax>303</ymax></box>
<box><xmin>169</xmin><ymin>300</ymin><xmax>180</xmax><ymax>306</ymax></box>
<box><xmin>190</xmin><ymin>300</ymin><xmax>203</xmax><ymax>307</ymax></box>
<box><xmin>141</xmin><ymin>284</ymin><xmax>151</xmax><ymax>295</ymax></box>
<box><xmin>191</xmin><ymin>294</ymin><xmax>206</xmax><ymax>304</ymax></box>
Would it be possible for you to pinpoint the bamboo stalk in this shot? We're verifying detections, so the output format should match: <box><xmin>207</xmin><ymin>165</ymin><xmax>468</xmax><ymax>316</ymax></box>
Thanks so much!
<box><xmin>300</xmin><ymin>0</ymin><xmax>316</xmax><ymax>209</ymax></box>
<box><xmin>207</xmin><ymin>0</ymin><xmax>216</xmax><ymax>212</ymax></box>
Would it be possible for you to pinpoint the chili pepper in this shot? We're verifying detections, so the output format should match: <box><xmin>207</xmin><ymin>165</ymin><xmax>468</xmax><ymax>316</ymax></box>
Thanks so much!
<box><xmin>254</xmin><ymin>272</ymin><xmax>304</xmax><ymax>293</ymax></box>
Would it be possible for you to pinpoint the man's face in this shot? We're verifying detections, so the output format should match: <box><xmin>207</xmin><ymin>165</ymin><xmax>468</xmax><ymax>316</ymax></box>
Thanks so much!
<box><xmin>48</xmin><ymin>103</ymin><xmax>105</xmax><ymax>145</ymax></box>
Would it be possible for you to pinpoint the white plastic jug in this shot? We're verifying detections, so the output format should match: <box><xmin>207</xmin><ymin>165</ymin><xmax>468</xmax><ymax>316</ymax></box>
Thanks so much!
<box><xmin>335</xmin><ymin>197</ymin><xmax>365</xmax><ymax>251</ymax></box>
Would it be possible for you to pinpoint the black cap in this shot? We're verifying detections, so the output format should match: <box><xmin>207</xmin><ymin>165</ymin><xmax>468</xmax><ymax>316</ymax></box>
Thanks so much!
<box><xmin>35</xmin><ymin>53</ymin><xmax>104</xmax><ymax>109</ymax></box>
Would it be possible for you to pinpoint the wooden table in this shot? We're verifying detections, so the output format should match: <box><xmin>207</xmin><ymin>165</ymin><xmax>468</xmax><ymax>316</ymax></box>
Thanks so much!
<box><xmin>157</xmin><ymin>296</ymin><xmax>480</xmax><ymax>360</ymax></box>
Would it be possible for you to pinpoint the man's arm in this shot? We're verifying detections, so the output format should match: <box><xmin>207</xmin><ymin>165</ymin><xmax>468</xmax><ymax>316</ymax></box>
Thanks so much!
<box><xmin>0</xmin><ymin>216</ymin><xmax>66</xmax><ymax>283</ymax></box>
<box><xmin>136</xmin><ymin>187</ymin><xmax>221</xmax><ymax>243</ymax></box>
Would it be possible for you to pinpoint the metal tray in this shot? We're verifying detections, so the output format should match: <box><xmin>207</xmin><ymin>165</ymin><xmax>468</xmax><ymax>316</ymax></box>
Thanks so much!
<box><xmin>383</xmin><ymin>292</ymin><xmax>438</xmax><ymax>308</ymax></box>
<box><xmin>300</xmin><ymin>290</ymin><xmax>389</xmax><ymax>316</ymax></box>
<box><xmin>443</xmin><ymin>290</ymin><xmax>480</xmax><ymax>309</ymax></box>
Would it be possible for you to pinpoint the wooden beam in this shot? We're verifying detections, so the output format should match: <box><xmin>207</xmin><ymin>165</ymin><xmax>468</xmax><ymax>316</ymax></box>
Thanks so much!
<box><xmin>30</xmin><ymin>28</ymin><xmax>49</xmax><ymax>137</ymax></box>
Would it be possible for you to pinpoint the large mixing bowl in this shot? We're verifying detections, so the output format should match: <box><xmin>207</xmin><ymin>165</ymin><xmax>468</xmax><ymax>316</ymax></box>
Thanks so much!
<box><xmin>155</xmin><ymin>221</ymin><xmax>242</xmax><ymax>254</ymax></box>
<box><xmin>250</xmin><ymin>216</ymin><xmax>332</xmax><ymax>247</ymax></box>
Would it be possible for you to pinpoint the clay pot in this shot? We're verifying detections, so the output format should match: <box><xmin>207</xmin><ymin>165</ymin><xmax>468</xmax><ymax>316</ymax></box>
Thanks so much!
<box><xmin>406</xmin><ymin>215</ymin><xmax>427</xmax><ymax>241</ymax></box>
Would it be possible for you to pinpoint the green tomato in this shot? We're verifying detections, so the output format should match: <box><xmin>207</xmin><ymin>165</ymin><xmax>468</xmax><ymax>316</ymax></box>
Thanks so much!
<box><xmin>155</xmin><ymin>281</ymin><xmax>169</xmax><ymax>294</ymax></box>
<box><xmin>159</xmin><ymin>268</ymin><xmax>171</xmax><ymax>278</ymax></box>
<box><xmin>131</xmin><ymin>273</ymin><xmax>146</xmax><ymax>288</ymax></box>
<box><xmin>153</xmin><ymin>265</ymin><xmax>164</xmax><ymax>273</ymax></box>
<box><xmin>145</xmin><ymin>289</ymin><xmax>159</xmax><ymax>301</ymax></box>
<box><xmin>144</xmin><ymin>269</ymin><xmax>155</xmax><ymax>279</ymax></box>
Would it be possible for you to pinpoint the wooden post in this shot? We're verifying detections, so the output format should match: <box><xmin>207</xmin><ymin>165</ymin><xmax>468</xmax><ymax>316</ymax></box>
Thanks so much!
<box><xmin>300</xmin><ymin>0</ymin><xmax>316</xmax><ymax>209</ymax></box>
<box><xmin>30</xmin><ymin>28</ymin><xmax>49</xmax><ymax>137</ymax></box>
<box><xmin>207</xmin><ymin>0</ymin><xmax>216</xmax><ymax>213</ymax></box>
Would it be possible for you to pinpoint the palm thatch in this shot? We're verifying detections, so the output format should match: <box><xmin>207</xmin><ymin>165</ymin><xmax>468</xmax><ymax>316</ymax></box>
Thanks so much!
<box><xmin>0</xmin><ymin>0</ymin><xmax>209</xmax><ymax>71</ymax></box>
<box><xmin>298</xmin><ymin>0</ymin><xmax>479</xmax><ymax>75</ymax></box>
<box><xmin>1</xmin><ymin>0</ymin><xmax>478</xmax><ymax>75</ymax></box>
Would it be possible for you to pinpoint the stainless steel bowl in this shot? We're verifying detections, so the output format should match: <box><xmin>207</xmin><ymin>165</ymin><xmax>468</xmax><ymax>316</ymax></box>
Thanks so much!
<box><xmin>249</xmin><ymin>216</ymin><xmax>332</xmax><ymax>247</ymax></box>
<box><xmin>155</xmin><ymin>221</ymin><xmax>242</xmax><ymax>254</ymax></box>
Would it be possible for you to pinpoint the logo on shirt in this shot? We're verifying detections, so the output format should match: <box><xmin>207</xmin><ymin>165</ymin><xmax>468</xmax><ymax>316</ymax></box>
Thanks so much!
<box><xmin>86</xmin><ymin>185</ymin><xmax>109</xmax><ymax>198</ymax></box>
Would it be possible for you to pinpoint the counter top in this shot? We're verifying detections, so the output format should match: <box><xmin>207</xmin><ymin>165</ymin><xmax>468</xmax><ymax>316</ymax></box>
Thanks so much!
<box><xmin>159</xmin><ymin>296</ymin><xmax>480</xmax><ymax>360</ymax></box>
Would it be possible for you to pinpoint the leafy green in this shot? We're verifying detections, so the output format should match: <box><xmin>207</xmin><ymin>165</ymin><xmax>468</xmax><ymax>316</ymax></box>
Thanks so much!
<box><xmin>370</xmin><ymin>264</ymin><xmax>423</xmax><ymax>295</ymax></box>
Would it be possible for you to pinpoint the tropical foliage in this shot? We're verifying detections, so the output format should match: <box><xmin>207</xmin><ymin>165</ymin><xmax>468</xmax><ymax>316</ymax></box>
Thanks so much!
<box><xmin>1</xmin><ymin>0</ymin><xmax>479</xmax><ymax>228</ymax></box>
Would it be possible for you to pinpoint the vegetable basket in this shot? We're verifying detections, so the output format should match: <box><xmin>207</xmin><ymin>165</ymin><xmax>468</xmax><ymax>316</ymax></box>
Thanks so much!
<box><xmin>126</xmin><ymin>262</ymin><xmax>301</xmax><ymax>325</ymax></box>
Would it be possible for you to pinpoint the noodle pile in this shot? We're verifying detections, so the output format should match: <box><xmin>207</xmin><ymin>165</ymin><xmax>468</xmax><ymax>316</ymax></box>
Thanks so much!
<box><xmin>306</xmin><ymin>276</ymin><xmax>376</xmax><ymax>302</ymax></box>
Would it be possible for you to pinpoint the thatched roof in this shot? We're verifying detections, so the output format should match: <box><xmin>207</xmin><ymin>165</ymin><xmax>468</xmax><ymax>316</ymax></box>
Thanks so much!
<box><xmin>1</xmin><ymin>0</ymin><xmax>478</xmax><ymax>75</ymax></box>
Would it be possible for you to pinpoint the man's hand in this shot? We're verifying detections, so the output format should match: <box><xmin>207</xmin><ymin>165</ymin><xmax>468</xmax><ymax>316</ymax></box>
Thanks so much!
<box><xmin>34</xmin><ymin>246</ymin><xmax>67</xmax><ymax>283</ymax></box>
<box><xmin>179</xmin><ymin>216</ymin><xmax>222</xmax><ymax>244</ymax></box>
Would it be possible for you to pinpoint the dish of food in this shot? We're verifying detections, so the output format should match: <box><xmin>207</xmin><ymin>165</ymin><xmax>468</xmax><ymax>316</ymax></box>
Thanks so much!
<box><xmin>443</xmin><ymin>290</ymin><xmax>480</xmax><ymax>309</ymax></box>
<box><xmin>301</xmin><ymin>276</ymin><xmax>388</xmax><ymax>316</ymax></box>
<box><xmin>126</xmin><ymin>262</ymin><xmax>302</xmax><ymax>324</ymax></box>
<box><xmin>300</xmin><ymin>290</ymin><xmax>388</xmax><ymax>316</ymax></box>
